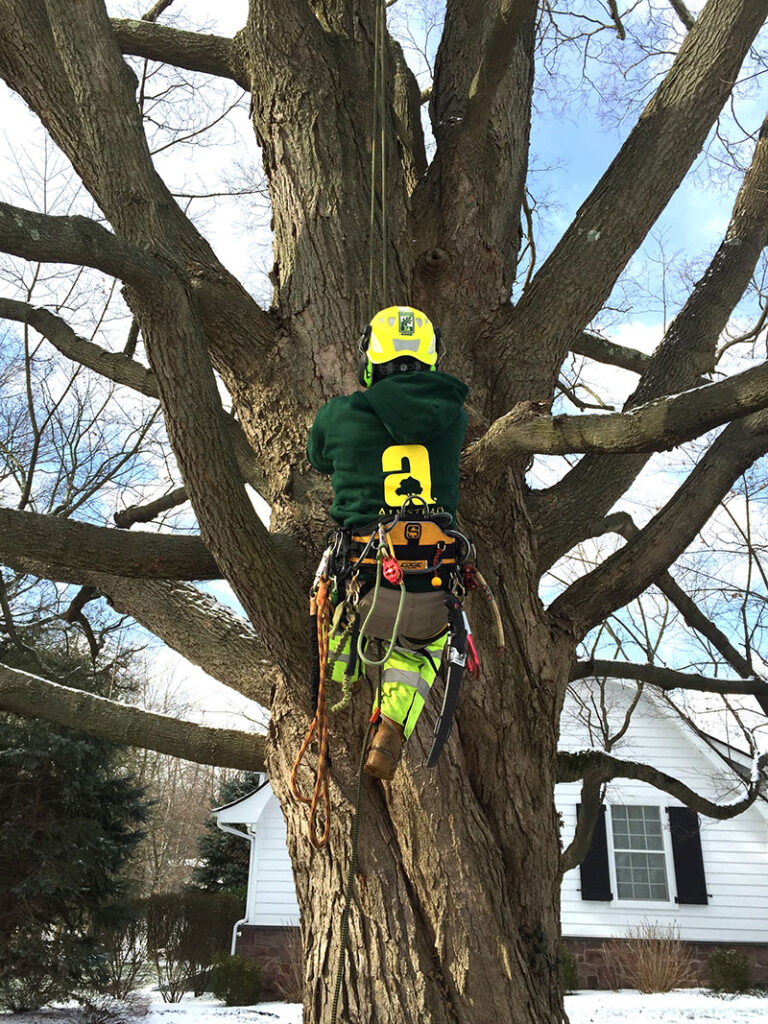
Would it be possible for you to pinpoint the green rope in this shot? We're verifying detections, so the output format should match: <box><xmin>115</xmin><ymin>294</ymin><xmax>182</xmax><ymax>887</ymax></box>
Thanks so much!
<box><xmin>330</xmin><ymin>713</ymin><xmax>375</xmax><ymax>1024</ymax></box>
<box><xmin>378</xmin><ymin>0</ymin><xmax>387</xmax><ymax>303</ymax></box>
<box><xmin>367</xmin><ymin>0</ymin><xmax>387</xmax><ymax>317</ymax></box>
<box><xmin>357</xmin><ymin>548</ymin><xmax>406</xmax><ymax>667</ymax></box>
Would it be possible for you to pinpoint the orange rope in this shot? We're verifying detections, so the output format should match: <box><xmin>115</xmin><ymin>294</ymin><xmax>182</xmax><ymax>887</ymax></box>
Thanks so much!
<box><xmin>290</xmin><ymin>577</ymin><xmax>333</xmax><ymax>848</ymax></box>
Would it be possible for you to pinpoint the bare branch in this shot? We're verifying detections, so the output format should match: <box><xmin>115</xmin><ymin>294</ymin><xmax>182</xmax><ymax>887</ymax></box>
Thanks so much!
<box><xmin>0</xmin><ymin>297</ymin><xmax>158</xmax><ymax>397</ymax></box>
<box><xmin>557</xmin><ymin>748</ymin><xmax>768</xmax><ymax>820</ymax></box>
<box><xmin>142</xmin><ymin>0</ymin><xmax>175</xmax><ymax>21</ymax></box>
<box><xmin>0</xmin><ymin>662</ymin><xmax>265</xmax><ymax>770</ymax></box>
<box><xmin>110</xmin><ymin>19</ymin><xmax>248</xmax><ymax>90</ymax></box>
<box><xmin>572</xmin><ymin>332</ymin><xmax>651</xmax><ymax>375</ymax></box>
<box><xmin>499</xmin><ymin>0</ymin><xmax>768</xmax><ymax>411</ymax></box>
<box><xmin>113</xmin><ymin>486</ymin><xmax>188</xmax><ymax>528</ymax></box>
<box><xmin>0</xmin><ymin>298</ymin><xmax>269</xmax><ymax>495</ymax></box>
<box><xmin>3</xmin><ymin>554</ymin><xmax>279</xmax><ymax>705</ymax></box>
<box><xmin>549</xmin><ymin>409</ymin><xmax>768</xmax><ymax>637</ymax></box>
<box><xmin>0</xmin><ymin>507</ymin><xmax>220</xmax><ymax>580</ymax></box>
<box><xmin>531</xmin><ymin>107</ymin><xmax>768</xmax><ymax>570</ymax></box>
<box><xmin>570</xmin><ymin>659</ymin><xmax>768</xmax><ymax>697</ymax></box>
<box><xmin>606</xmin><ymin>0</ymin><xmax>626</xmax><ymax>40</ymax></box>
<box><xmin>601</xmin><ymin>512</ymin><xmax>755</xmax><ymax>679</ymax></box>
<box><xmin>669</xmin><ymin>0</ymin><xmax>696</xmax><ymax>31</ymax></box>
<box><xmin>0</xmin><ymin>202</ymin><xmax>158</xmax><ymax>286</ymax></box>
<box><xmin>560</xmin><ymin>773</ymin><xmax>602</xmax><ymax>874</ymax></box>
<box><xmin>464</xmin><ymin>358</ymin><xmax>768</xmax><ymax>478</ymax></box>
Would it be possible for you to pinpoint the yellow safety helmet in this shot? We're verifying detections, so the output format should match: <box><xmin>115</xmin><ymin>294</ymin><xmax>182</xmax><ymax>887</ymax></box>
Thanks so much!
<box><xmin>357</xmin><ymin>305</ymin><xmax>442</xmax><ymax>388</ymax></box>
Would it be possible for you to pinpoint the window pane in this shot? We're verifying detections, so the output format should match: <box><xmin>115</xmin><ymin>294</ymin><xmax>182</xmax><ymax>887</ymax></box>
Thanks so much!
<box><xmin>611</xmin><ymin>806</ymin><xmax>669</xmax><ymax>901</ymax></box>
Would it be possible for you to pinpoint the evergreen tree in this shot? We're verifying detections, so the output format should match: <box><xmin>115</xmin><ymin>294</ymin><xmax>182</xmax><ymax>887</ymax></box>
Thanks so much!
<box><xmin>190</xmin><ymin>771</ymin><xmax>263</xmax><ymax>899</ymax></box>
<box><xmin>0</xmin><ymin>642</ymin><xmax>149</xmax><ymax>1012</ymax></box>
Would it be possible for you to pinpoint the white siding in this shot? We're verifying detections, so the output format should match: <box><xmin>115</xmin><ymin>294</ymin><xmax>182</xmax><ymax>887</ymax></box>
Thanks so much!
<box><xmin>246</xmin><ymin>795</ymin><xmax>300</xmax><ymax>927</ymax></box>
<box><xmin>559</xmin><ymin>681</ymin><xmax>768</xmax><ymax>943</ymax></box>
<box><xmin>240</xmin><ymin>680</ymin><xmax>768</xmax><ymax>943</ymax></box>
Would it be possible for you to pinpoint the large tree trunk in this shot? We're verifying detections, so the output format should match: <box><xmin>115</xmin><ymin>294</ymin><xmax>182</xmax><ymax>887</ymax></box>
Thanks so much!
<box><xmin>267</xmin><ymin>481</ymin><xmax>574</xmax><ymax>1024</ymax></box>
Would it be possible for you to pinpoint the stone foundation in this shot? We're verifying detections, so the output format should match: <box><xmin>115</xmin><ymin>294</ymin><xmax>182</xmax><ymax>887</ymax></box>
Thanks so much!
<box><xmin>236</xmin><ymin>924</ymin><xmax>301</xmax><ymax>1001</ymax></box>
<box><xmin>237</xmin><ymin>925</ymin><xmax>768</xmax><ymax>994</ymax></box>
<box><xmin>563</xmin><ymin>936</ymin><xmax>768</xmax><ymax>989</ymax></box>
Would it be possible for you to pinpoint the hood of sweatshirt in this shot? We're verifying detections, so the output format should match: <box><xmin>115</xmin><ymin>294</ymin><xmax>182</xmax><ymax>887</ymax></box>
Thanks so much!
<box><xmin>361</xmin><ymin>371</ymin><xmax>468</xmax><ymax>444</ymax></box>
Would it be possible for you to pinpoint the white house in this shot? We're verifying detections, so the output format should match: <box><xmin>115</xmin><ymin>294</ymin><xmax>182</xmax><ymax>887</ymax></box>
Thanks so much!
<box><xmin>215</xmin><ymin>679</ymin><xmax>768</xmax><ymax>989</ymax></box>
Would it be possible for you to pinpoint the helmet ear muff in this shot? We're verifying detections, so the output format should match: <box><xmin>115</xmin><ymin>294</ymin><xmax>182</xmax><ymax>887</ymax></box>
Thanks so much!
<box><xmin>356</xmin><ymin>325</ymin><xmax>372</xmax><ymax>387</ymax></box>
<box><xmin>434</xmin><ymin>326</ymin><xmax>444</xmax><ymax>371</ymax></box>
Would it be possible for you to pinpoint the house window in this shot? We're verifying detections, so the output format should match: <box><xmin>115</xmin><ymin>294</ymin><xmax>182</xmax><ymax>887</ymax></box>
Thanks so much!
<box><xmin>610</xmin><ymin>805</ymin><xmax>669</xmax><ymax>901</ymax></box>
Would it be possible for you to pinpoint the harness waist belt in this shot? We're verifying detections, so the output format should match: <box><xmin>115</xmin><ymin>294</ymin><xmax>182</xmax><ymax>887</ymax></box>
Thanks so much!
<box><xmin>349</xmin><ymin>520</ymin><xmax>460</xmax><ymax>573</ymax></box>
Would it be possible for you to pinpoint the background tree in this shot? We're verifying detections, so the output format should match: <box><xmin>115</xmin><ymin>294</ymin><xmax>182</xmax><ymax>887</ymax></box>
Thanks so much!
<box><xmin>190</xmin><ymin>770</ymin><xmax>264</xmax><ymax>899</ymax></box>
<box><xmin>0</xmin><ymin>637</ymin><xmax>148</xmax><ymax>1012</ymax></box>
<box><xmin>0</xmin><ymin>2</ymin><xmax>768</xmax><ymax>1023</ymax></box>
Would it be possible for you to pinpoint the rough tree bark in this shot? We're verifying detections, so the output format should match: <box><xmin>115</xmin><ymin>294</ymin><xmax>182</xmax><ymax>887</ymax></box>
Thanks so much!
<box><xmin>1</xmin><ymin>2</ymin><xmax>768</xmax><ymax>1023</ymax></box>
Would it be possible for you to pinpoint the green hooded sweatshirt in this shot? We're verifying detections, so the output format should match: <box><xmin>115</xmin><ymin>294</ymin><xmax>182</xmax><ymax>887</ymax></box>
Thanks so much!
<box><xmin>307</xmin><ymin>370</ymin><xmax>468</xmax><ymax>529</ymax></box>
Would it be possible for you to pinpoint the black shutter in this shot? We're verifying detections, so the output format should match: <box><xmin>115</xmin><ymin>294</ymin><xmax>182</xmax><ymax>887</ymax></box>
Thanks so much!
<box><xmin>667</xmin><ymin>806</ymin><xmax>708</xmax><ymax>905</ymax></box>
<box><xmin>577</xmin><ymin>803</ymin><xmax>613</xmax><ymax>901</ymax></box>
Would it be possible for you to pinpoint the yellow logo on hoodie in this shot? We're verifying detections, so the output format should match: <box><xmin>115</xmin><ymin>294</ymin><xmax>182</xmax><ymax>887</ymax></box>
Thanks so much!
<box><xmin>381</xmin><ymin>444</ymin><xmax>435</xmax><ymax>507</ymax></box>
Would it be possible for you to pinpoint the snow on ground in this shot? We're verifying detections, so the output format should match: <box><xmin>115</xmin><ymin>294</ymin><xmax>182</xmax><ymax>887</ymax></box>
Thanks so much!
<box><xmin>564</xmin><ymin>989</ymin><xmax>768</xmax><ymax>1022</ymax></box>
<box><xmin>3</xmin><ymin>989</ymin><xmax>768</xmax><ymax>1022</ymax></box>
<box><xmin>142</xmin><ymin>998</ymin><xmax>301</xmax><ymax>1023</ymax></box>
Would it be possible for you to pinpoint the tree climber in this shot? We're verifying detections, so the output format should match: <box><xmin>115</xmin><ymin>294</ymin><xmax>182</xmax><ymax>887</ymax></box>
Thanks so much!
<box><xmin>307</xmin><ymin>306</ymin><xmax>469</xmax><ymax>781</ymax></box>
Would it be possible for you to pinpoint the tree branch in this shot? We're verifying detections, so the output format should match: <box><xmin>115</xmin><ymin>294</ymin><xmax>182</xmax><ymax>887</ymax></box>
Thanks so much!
<box><xmin>530</xmin><ymin>107</ymin><xmax>768</xmax><ymax>570</ymax></box>
<box><xmin>0</xmin><ymin>0</ymin><xmax>280</xmax><ymax>384</ymax></box>
<box><xmin>0</xmin><ymin>663</ymin><xmax>265</xmax><ymax>770</ymax></box>
<box><xmin>669</xmin><ymin>0</ymin><xmax>696</xmax><ymax>31</ymax></box>
<box><xmin>557</xmin><ymin>747</ymin><xmax>768</xmax><ymax>820</ymax></box>
<box><xmin>496</xmin><ymin>0</ymin><xmax>768</xmax><ymax>411</ymax></box>
<box><xmin>110</xmin><ymin>18</ymin><xmax>249</xmax><ymax>91</ymax></box>
<box><xmin>113</xmin><ymin>486</ymin><xmax>188</xmax><ymax>528</ymax></box>
<box><xmin>464</xmin><ymin>359</ymin><xmax>768</xmax><ymax>478</ymax></box>
<box><xmin>413</xmin><ymin>0</ymin><xmax>538</xmax><ymax>334</ymax></box>
<box><xmin>560</xmin><ymin>772</ymin><xmax>602</xmax><ymax>874</ymax></box>
<box><xmin>0</xmin><ymin>202</ymin><xmax>158</xmax><ymax>286</ymax></box>
<box><xmin>570</xmin><ymin>659</ymin><xmax>768</xmax><ymax>697</ymax></box>
<box><xmin>601</xmin><ymin>512</ymin><xmax>755</xmax><ymax>678</ymax></box>
<box><xmin>0</xmin><ymin>296</ymin><xmax>158</xmax><ymax>397</ymax></box>
<box><xmin>0</xmin><ymin>297</ymin><xmax>269</xmax><ymax>495</ymax></box>
<box><xmin>549</xmin><ymin>409</ymin><xmax>768</xmax><ymax>637</ymax></box>
<box><xmin>607</xmin><ymin>0</ymin><xmax>626</xmax><ymax>39</ymax></box>
<box><xmin>0</xmin><ymin>507</ymin><xmax>220</xmax><ymax>580</ymax></box>
<box><xmin>572</xmin><ymin>332</ymin><xmax>651</xmax><ymax>375</ymax></box>
<box><xmin>2</xmin><ymin>554</ymin><xmax>277</xmax><ymax>704</ymax></box>
<box><xmin>596</xmin><ymin>511</ymin><xmax>768</xmax><ymax>717</ymax></box>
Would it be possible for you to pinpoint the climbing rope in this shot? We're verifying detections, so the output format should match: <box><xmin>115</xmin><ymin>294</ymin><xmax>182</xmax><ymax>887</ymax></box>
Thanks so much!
<box><xmin>357</xmin><ymin>541</ymin><xmax>406</xmax><ymax>667</ymax></box>
<box><xmin>290</xmin><ymin>577</ymin><xmax>333</xmax><ymax>849</ymax></box>
<box><xmin>367</xmin><ymin>0</ymin><xmax>388</xmax><ymax>316</ymax></box>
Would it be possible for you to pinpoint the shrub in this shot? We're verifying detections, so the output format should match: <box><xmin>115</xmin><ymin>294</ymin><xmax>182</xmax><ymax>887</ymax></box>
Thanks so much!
<box><xmin>601</xmin><ymin>922</ymin><xmax>696</xmax><ymax>993</ymax></box>
<box><xmin>0</xmin><ymin>933</ymin><xmax>103</xmax><ymax>1012</ymax></box>
<box><xmin>146</xmin><ymin>891</ymin><xmax>241</xmax><ymax>1001</ymax></box>
<box><xmin>0</xmin><ymin>946</ymin><xmax>69</xmax><ymax>1012</ymax></box>
<box><xmin>94</xmin><ymin>901</ymin><xmax>149</xmax><ymax>1000</ymax></box>
<box><xmin>210</xmin><ymin>953</ymin><xmax>263</xmax><ymax>1006</ymax></box>
<box><xmin>72</xmin><ymin>992</ymin><xmax>151</xmax><ymax>1024</ymax></box>
<box><xmin>558</xmin><ymin>947</ymin><xmax>579</xmax><ymax>993</ymax></box>
<box><xmin>275</xmin><ymin>927</ymin><xmax>304</xmax><ymax>1003</ymax></box>
<box><xmin>708</xmin><ymin>947</ymin><xmax>751</xmax><ymax>993</ymax></box>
